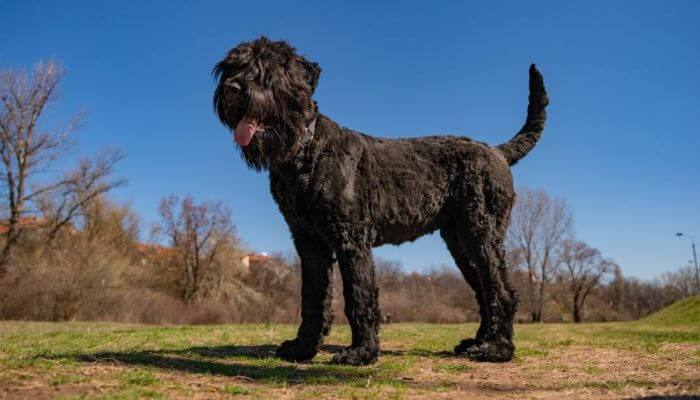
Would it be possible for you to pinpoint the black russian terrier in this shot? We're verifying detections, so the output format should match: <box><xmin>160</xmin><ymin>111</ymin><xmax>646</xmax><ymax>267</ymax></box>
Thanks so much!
<box><xmin>213</xmin><ymin>37</ymin><xmax>548</xmax><ymax>365</ymax></box>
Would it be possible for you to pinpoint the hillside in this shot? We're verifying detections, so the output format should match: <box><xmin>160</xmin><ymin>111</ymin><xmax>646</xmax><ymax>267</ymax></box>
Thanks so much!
<box><xmin>640</xmin><ymin>295</ymin><xmax>700</xmax><ymax>326</ymax></box>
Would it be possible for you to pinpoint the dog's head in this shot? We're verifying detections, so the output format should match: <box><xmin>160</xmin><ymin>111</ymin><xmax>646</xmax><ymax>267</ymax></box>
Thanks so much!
<box><xmin>213</xmin><ymin>36</ymin><xmax>321</xmax><ymax>170</ymax></box>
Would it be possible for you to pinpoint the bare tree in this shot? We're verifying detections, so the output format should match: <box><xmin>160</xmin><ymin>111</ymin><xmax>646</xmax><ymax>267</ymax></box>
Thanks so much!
<box><xmin>157</xmin><ymin>194</ymin><xmax>236</xmax><ymax>304</ymax></box>
<box><xmin>375</xmin><ymin>259</ymin><xmax>403</xmax><ymax>290</ymax></box>
<box><xmin>0</xmin><ymin>61</ymin><xmax>70</xmax><ymax>269</ymax></box>
<box><xmin>507</xmin><ymin>188</ymin><xmax>572</xmax><ymax>322</ymax></box>
<box><xmin>0</xmin><ymin>60</ymin><xmax>124</xmax><ymax>271</ymax></box>
<box><xmin>36</xmin><ymin>149</ymin><xmax>126</xmax><ymax>241</ymax></box>
<box><xmin>660</xmin><ymin>266</ymin><xmax>698</xmax><ymax>298</ymax></box>
<box><xmin>557</xmin><ymin>239</ymin><xmax>614</xmax><ymax>322</ymax></box>
<box><xmin>241</xmin><ymin>253</ymin><xmax>299</xmax><ymax>322</ymax></box>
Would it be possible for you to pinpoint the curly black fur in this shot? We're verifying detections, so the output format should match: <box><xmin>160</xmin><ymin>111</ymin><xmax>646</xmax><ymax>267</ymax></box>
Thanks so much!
<box><xmin>213</xmin><ymin>37</ymin><xmax>549</xmax><ymax>365</ymax></box>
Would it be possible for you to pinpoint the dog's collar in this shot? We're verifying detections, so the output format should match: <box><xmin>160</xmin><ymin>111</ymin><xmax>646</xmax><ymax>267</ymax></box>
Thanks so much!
<box><xmin>300</xmin><ymin>116</ymin><xmax>317</xmax><ymax>147</ymax></box>
<box><xmin>305</xmin><ymin>116</ymin><xmax>317</xmax><ymax>136</ymax></box>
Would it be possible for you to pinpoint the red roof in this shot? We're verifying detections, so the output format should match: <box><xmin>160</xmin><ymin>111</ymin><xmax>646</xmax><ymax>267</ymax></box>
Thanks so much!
<box><xmin>135</xmin><ymin>243</ymin><xmax>173</xmax><ymax>256</ymax></box>
<box><xmin>0</xmin><ymin>217</ymin><xmax>47</xmax><ymax>234</ymax></box>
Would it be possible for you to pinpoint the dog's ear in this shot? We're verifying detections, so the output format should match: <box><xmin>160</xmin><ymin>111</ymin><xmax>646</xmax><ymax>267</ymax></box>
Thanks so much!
<box><xmin>302</xmin><ymin>60</ymin><xmax>321</xmax><ymax>93</ymax></box>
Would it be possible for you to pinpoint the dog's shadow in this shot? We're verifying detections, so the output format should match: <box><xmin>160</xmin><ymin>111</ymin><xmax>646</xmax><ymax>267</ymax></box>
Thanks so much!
<box><xmin>70</xmin><ymin>344</ymin><xmax>453</xmax><ymax>384</ymax></box>
<box><xmin>175</xmin><ymin>343</ymin><xmax>452</xmax><ymax>359</ymax></box>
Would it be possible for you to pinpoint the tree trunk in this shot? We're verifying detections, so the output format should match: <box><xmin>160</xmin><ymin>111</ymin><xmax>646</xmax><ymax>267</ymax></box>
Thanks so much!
<box><xmin>0</xmin><ymin>212</ymin><xmax>20</xmax><ymax>274</ymax></box>
<box><xmin>573</xmin><ymin>305</ymin><xmax>581</xmax><ymax>323</ymax></box>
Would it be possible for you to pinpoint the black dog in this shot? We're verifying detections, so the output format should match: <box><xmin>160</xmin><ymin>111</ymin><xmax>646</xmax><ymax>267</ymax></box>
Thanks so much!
<box><xmin>213</xmin><ymin>37</ymin><xmax>548</xmax><ymax>365</ymax></box>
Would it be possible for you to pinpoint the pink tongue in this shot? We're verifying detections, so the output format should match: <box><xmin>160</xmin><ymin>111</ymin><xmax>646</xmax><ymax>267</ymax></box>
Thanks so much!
<box><xmin>235</xmin><ymin>117</ymin><xmax>257</xmax><ymax>146</ymax></box>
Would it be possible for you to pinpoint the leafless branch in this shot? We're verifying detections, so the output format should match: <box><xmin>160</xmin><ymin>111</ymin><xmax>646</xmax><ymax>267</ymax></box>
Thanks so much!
<box><xmin>506</xmin><ymin>188</ymin><xmax>573</xmax><ymax>322</ymax></box>
<box><xmin>156</xmin><ymin>194</ymin><xmax>237</xmax><ymax>304</ymax></box>
<box><xmin>0</xmin><ymin>61</ymin><xmax>120</xmax><ymax>272</ymax></box>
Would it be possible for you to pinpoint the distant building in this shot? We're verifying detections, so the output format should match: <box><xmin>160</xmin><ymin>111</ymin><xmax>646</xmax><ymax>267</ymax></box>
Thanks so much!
<box><xmin>133</xmin><ymin>244</ymin><xmax>262</xmax><ymax>276</ymax></box>
<box><xmin>133</xmin><ymin>243</ymin><xmax>174</xmax><ymax>266</ymax></box>
<box><xmin>240</xmin><ymin>252</ymin><xmax>270</xmax><ymax>274</ymax></box>
<box><xmin>0</xmin><ymin>216</ymin><xmax>80</xmax><ymax>241</ymax></box>
<box><xmin>0</xmin><ymin>216</ymin><xmax>47</xmax><ymax>235</ymax></box>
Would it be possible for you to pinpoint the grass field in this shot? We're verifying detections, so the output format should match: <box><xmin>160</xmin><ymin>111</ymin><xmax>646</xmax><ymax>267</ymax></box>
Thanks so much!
<box><xmin>1</xmin><ymin>299</ymin><xmax>698</xmax><ymax>399</ymax></box>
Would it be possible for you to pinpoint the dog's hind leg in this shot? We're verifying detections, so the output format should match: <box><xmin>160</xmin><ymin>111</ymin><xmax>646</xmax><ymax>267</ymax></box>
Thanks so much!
<box><xmin>276</xmin><ymin>229</ymin><xmax>335</xmax><ymax>362</ymax></box>
<box><xmin>440</xmin><ymin>224</ymin><xmax>489</xmax><ymax>348</ymax></box>
<box><xmin>459</xmin><ymin>234</ymin><xmax>517</xmax><ymax>362</ymax></box>
<box><xmin>445</xmin><ymin>184</ymin><xmax>518</xmax><ymax>362</ymax></box>
<box><xmin>331</xmin><ymin>242</ymin><xmax>380</xmax><ymax>365</ymax></box>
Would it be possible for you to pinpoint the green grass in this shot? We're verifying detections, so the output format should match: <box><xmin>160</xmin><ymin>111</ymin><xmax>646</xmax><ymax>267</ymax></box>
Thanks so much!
<box><xmin>121</xmin><ymin>370</ymin><xmax>158</xmax><ymax>386</ymax></box>
<box><xmin>220</xmin><ymin>384</ymin><xmax>251</xmax><ymax>395</ymax></box>
<box><xmin>431</xmin><ymin>362</ymin><xmax>474</xmax><ymax>374</ymax></box>
<box><xmin>639</xmin><ymin>295</ymin><xmax>700</xmax><ymax>326</ymax></box>
<box><xmin>0</xmin><ymin>310</ymin><xmax>698</xmax><ymax>399</ymax></box>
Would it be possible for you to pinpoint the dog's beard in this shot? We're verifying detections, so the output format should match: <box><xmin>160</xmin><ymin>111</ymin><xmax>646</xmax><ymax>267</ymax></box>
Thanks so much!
<box><xmin>237</xmin><ymin>123</ymin><xmax>289</xmax><ymax>171</ymax></box>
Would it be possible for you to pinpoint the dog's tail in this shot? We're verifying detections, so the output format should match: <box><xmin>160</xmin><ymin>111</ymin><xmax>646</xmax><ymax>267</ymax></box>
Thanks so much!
<box><xmin>497</xmin><ymin>64</ymin><xmax>549</xmax><ymax>166</ymax></box>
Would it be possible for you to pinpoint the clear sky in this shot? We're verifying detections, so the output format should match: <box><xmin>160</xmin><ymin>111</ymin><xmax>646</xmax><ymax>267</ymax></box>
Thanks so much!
<box><xmin>1</xmin><ymin>1</ymin><xmax>698</xmax><ymax>280</ymax></box>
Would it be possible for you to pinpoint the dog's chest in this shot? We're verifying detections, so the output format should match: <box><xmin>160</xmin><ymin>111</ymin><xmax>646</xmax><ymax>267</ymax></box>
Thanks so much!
<box><xmin>270</xmin><ymin>171</ymin><xmax>325</xmax><ymax>225</ymax></box>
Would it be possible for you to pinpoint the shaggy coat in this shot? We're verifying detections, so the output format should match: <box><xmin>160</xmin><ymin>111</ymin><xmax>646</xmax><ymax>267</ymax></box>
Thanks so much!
<box><xmin>213</xmin><ymin>37</ymin><xmax>549</xmax><ymax>365</ymax></box>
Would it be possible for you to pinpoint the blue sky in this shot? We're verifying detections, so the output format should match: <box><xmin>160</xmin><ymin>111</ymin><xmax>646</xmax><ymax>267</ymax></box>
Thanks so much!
<box><xmin>1</xmin><ymin>1</ymin><xmax>698</xmax><ymax>280</ymax></box>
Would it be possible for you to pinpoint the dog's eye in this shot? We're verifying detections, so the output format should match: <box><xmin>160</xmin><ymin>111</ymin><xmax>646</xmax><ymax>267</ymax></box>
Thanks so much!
<box><xmin>225</xmin><ymin>79</ymin><xmax>242</xmax><ymax>92</ymax></box>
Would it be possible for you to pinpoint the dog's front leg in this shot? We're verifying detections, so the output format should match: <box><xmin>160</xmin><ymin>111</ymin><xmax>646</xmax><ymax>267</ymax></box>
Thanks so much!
<box><xmin>332</xmin><ymin>243</ymin><xmax>380</xmax><ymax>365</ymax></box>
<box><xmin>276</xmin><ymin>230</ymin><xmax>334</xmax><ymax>363</ymax></box>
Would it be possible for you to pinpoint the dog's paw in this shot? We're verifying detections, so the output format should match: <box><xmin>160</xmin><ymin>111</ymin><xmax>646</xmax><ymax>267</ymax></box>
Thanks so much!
<box><xmin>455</xmin><ymin>340</ymin><xmax>513</xmax><ymax>362</ymax></box>
<box><xmin>330</xmin><ymin>345</ymin><xmax>379</xmax><ymax>366</ymax></box>
<box><xmin>453</xmin><ymin>338</ymin><xmax>482</xmax><ymax>355</ymax></box>
<box><xmin>276</xmin><ymin>339</ymin><xmax>317</xmax><ymax>362</ymax></box>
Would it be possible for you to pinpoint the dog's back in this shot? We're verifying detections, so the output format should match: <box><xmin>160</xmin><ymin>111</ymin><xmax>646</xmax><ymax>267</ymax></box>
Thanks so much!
<box><xmin>307</xmin><ymin>118</ymin><xmax>514</xmax><ymax>247</ymax></box>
